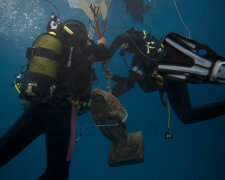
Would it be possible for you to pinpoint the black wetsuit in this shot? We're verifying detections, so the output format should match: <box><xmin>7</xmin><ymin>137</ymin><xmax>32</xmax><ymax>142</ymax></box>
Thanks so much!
<box><xmin>107</xmin><ymin>28</ymin><xmax>225</xmax><ymax>124</ymax></box>
<box><xmin>0</xmin><ymin>42</ymin><xmax>108</xmax><ymax>179</ymax></box>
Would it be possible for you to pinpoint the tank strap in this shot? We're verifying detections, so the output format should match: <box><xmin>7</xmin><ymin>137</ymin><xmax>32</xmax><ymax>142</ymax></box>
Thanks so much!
<box><xmin>26</xmin><ymin>47</ymin><xmax>61</xmax><ymax>61</ymax></box>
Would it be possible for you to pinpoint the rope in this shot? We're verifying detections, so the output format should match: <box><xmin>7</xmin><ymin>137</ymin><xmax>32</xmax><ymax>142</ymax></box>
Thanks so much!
<box><xmin>173</xmin><ymin>0</ymin><xmax>191</xmax><ymax>38</ymax></box>
<box><xmin>88</xmin><ymin>24</ymin><xmax>95</xmax><ymax>39</ymax></box>
<box><xmin>75</xmin><ymin>117</ymin><xmax>92</xmax><ymax>144</ymax></box>
<box><xmin>43</xmin><ymin>0</ymin><xmax>60</xmax><ymax>18</ymax></box>
<box><xmin>107</xmin><ymin>78</ymin><xmax>112</xmax><ymax>93</ymax></box>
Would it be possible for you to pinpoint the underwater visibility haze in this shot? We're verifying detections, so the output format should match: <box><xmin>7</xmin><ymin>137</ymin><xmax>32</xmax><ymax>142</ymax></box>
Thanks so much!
<box><xmin>0</xmin><ymin>0</ymin><xmax>225</xmax><ymax>179</ymax></box>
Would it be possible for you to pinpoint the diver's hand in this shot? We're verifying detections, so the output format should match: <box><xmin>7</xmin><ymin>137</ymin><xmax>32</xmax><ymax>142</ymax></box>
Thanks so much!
<box><xmin>103</xmin><ymin>69</ymin><xmax>114</xmax><ymax>79</ymax></box>
<box><xmin>98</xmin><ymin>37</ymin><xmax>107</xmax><ymax>46</ymax></box>
<box><xmin>119</xmin><ymin>43</ymin><xmax>129</xmax><ymax>56</ymax></box>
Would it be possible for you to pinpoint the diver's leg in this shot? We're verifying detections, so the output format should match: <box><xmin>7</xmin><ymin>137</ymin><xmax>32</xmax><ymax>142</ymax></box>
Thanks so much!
<box><xmin>166</xmin><ymin>80</ymin><xmax>225</xmax><ymax>124</ymax></box>
<box><xmin>111</xmin><ymin>80</ymin><xmax>135</xmax><ymax>97</ymax></box>
<box><xmin>0</xmin><ymin>103</ymin><xmax>45</xmax><ymax>167</ymax></box>
<box><xmin>111</xmin><ymin>55</ymin><xmax>142</xmax><ymax>97</ymax></box>
<box><xmin>39</xmin><ymin>102</ymin><xmax>73</xmax><ymax>180</ymax></box>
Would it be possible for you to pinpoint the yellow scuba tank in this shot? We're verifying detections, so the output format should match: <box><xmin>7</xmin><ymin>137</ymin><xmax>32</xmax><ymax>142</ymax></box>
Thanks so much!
<box><xmin>27</xmin><ymin>33</ymin><xmax>63</xmax><ymax>79</ymax></box>
<box><xmin>18</xmin><ymin>13</ymin><xmax>89</xmax><ymax>102</ymax></box>
<box><xmin>20</xmin><ymin>12</ymin><xmax>64</xmax><ymax>102</ymax></box>
<box><xmin>20</xmin><ymin>32</ymin><xmax>63</xmax><ymax>102</ymax></box>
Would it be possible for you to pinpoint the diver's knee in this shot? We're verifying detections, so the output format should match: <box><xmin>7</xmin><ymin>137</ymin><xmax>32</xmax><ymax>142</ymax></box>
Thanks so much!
<box><xmin>179</xmin><ymin>118</ymin><xmax>191</xmax><ymax>124</ymax></box>
<box><xmin>38</xmin><ymin>162</ymin><xmax>70</xmax><ymax>180</ymax></box>
<box><xmin>178</xmin><ymin>115</ymin><xmax>198</xmax><ymax>124</ymax></box>
<box><xmin>176</xmin><ymin>113</ymin><xmax>193</xmax><ymax>124</ymax></box>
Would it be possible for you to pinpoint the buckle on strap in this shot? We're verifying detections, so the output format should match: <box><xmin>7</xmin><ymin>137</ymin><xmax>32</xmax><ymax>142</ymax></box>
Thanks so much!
<box><xmin>68</xmin><ymin>97</ymin><xmax>80</xmax><ymax>106</ymax></box>
<box><xmin>211</xmin><ymin>61</ymin><xmax>225</xmax><ymax>83</ymax></box>
<box><xmin>26</xmin><ymin>47</ymin><xmax>33</xmax><ymax>59</ymax></box>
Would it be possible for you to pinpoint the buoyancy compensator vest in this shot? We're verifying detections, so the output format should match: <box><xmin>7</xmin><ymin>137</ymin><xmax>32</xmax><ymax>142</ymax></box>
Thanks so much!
<box><xmin>17</xmin><ymin>15</ymin><xmax>95</xmax><ymax>103</ymax></box>
<box><xmin>57</xmin><ymin>19</ymin><xmax>95</xmax><ymax>100</ymax></box>
<box><xmin>121</xmin><ymin>28</ymin><xmax>164</xmax><ymax>59</ymax></box>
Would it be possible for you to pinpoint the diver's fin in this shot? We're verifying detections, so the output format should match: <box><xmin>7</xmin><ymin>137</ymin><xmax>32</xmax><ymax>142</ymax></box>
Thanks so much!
<box><xmin>159</xmin><ymin>32</ymin><xmax>225</xmax><ymax>84</ymax></box>
<box><xmin>99</xmin><ymin>0</ymin><xmax>108</xmax><ymax>20</ymax></box>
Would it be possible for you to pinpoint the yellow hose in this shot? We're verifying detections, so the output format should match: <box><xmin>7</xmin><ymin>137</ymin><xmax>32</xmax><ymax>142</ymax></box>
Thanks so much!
<box><xmin>15</xmin><ymin>84</ymin><xmax>21</xmax><ymax>94</ymax></box>
<box><xmin>167</xmin><ymin>98</ymin><xmax>170</xmax><ymax>129</ymax></box>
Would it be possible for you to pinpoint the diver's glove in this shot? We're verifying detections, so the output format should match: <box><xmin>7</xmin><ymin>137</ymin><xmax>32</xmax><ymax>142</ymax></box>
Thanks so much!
<box><xmin>158</xmin><ymin>32</ymin><xmax>225</xmax><ymax>84</ymax></box>
<box><xmin>119</xmin><ymin>43</ymin><xmax>129</xmax><ymax>56</ymax></box>
<box><xmin>103</xmin><ymin>69</ymin><xmax>114</xmax><ymax>80</ymax></box>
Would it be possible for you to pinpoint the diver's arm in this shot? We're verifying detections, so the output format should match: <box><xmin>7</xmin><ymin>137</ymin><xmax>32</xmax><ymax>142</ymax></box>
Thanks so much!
<box><xmin>103</xmin><ymin>70</ymin><xmax>128</xmax><ymax>84</ymax></box>
<box><xmin>103</xmin><ymin>69</ymin><xmax>135</xmax><ymax>97</ymax></box>
<box><xmin>108</xmin><ymin>29</ymin><xmax>141</xmax><ymax>58</ymax></box>
<box><xmin>158</xmin><ymin>32</ymin><xmax>225</xmax><ymax>84</ymax></box>
<box><xmin>111</xmin><ymin>73</ymin><xmax>137</xmax><ymax>97</ymax></box>
<box><xmin>87</xmin><ymin>43</ymin><xmax>108</xmax><ymax>63</ymax></box>
<box><xmin>111</xmin><ymin>74</ymin><xmax>128</xmax><ymax>84</ymax></box>
<box><xmin>108</xmin><ymin>33</ymin><xmax>130</xmax><ymax>58</ymax></box>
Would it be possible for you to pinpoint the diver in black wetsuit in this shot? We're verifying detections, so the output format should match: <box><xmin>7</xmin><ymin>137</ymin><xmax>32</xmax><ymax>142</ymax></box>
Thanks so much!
<box><xmin>103</xmin><ymin>27</ymin><xmax>225</xmax><ymax>124</ymax></box>
<box><xmin>0</xmin><ymin>15</ymin><xmax>108</xmax><ymax>179</ymax></box>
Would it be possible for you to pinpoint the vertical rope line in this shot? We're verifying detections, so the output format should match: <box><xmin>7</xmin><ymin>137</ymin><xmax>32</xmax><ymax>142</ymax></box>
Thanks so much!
<box><xmin>107</xmin><ymin>78</ymin><xmax>112</xmax><ymax>93</ymax></box>
<box><xmin>173</xmin><ymin>0</ymin><xmax>191</xmax><ymax>38</ymax></box>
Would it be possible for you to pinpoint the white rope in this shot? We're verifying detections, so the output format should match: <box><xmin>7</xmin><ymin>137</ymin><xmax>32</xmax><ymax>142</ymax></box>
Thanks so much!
<box><xmin>75</xmin><ymin>117</ymin><xmax>92</xmax><ymax>143</ymax></box>
<box><xmin>107</xmin><ymin>0</ymin><xmax>111</xmax><ymax>8</ymax></box>
<box><xmin>107</xmin><ymin>78</ymin><xmax>112</xmax><ymax>93</ymax></box>
<box><xmin>173</xmin><ymin>0</ymin><xmax>191</xmax><ymax>38</ymax></box>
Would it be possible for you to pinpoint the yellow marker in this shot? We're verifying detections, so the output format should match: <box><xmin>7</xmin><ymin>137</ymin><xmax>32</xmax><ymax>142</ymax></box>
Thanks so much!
<box><xmin>156</xmin><ymin>74</ymin><xmax>164</xmax><ymax>86</ymax></box>
<box><xmin>142</xmin><ymin>30</ymin><xmax>147</xmax><ymax>39</ymax></box>
<box><xmin>15</xmin><ymin>84</ymin><xmax>21</xmax><ymax>94</ymax></box>
<box><xmin>49</xmin><ymin>31</ymin><xmax>56</xmax><ymax>36</ymax></box>
<box><xmin>64</xmin><ymin>26</ymin><xmax>74</xmax><ymax>35</ymax></box>
<box><xmin>145</xmin><ymin>44</ymin><xmax>150</xmax><ymax>54</ymax></box>
<box><xmin>74</xmin><ymin>99</ymin><xmax>79</xmax><ymax>105</ymax></box>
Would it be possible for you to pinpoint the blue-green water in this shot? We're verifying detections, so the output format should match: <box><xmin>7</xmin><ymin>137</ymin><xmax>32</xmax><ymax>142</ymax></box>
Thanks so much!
<box><xmin>0</xmin><ymin>0</ymin><xmax>225</xmax><ymax>179</ymax></box>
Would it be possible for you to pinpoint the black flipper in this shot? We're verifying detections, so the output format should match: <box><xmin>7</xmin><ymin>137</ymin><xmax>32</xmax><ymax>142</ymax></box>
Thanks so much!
<box><xmin>158</xmin><ymin>32</ymin><xmax>225</xmax><ymax>84</ymax></box>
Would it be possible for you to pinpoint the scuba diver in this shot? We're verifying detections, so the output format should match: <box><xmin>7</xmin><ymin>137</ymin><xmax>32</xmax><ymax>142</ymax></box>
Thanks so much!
<box><xmin>123</xmin><ymin>0</ymin><xmax>151</xmax><ymax>23</ymax></box>
<box><xmin>0</xmin><ymin>14</ymin><xmax>108</xmax><ymax>180</ymax></box>
<box><xmin>103</xmin><ymin>27</ymin><xmax>225</xmax><ymax>124</ymax></box>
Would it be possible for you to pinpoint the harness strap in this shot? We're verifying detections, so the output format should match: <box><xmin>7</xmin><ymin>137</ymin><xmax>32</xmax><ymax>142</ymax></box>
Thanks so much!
<box><xmin>26</xmin><ymin>47</ymin><xmax>61</xmax><ymax>61</ymax></box>
<box><xmin>66</xmin><ymin>105</ymin><xmax>77</xmax><ymax>161</ymax></box>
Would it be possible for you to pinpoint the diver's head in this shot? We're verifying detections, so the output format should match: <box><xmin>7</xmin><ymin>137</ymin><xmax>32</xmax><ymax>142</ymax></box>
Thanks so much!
<box><xmin>63</xmin><ymin>19</ymin><xmax>87</xmax><ymax>40</ymax></box>
<box><xmin>46</xmin><ymin>13</ymin><xmax>63</xmax><ymax>33</ymax></box>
